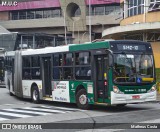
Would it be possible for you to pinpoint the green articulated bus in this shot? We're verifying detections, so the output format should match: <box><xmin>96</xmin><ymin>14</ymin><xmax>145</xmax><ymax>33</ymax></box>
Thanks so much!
<box><xmin>4</xmin><ymin>40</ymin><xmax>157</xmax><ymax>109</ymax></box>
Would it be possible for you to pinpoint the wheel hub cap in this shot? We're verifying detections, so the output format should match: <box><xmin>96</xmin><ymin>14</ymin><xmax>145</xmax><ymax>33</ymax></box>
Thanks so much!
<box><xmin>33</xmin><ymin>90</ymin><xmax>38</xmax><ymax>101</ymax></box>
<box><xmin>79</xmin><ymin>94</ymin><xmax>87</xmax><ymax>105</ymax></box>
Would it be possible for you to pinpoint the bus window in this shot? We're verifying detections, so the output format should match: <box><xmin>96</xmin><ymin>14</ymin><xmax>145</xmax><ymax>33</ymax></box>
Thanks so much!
<box><xmin>31</xmin><ymin>56</ymin><xmax>40</xmax><ymax>79</ymax></box>
<box><xmin>76</xmin><ymin>52</ymin><xmax>90</xmax><ymax>65</ymax></box>
<box><xmin>23</xmin><ymin>69</ymin><xmax>31</xmax><ymax>79</ymax></box>
<box><xmin>23</xmin><ymin>57</ymin><xmax>31</xmax><ymax>67</ymax></box>
<box><xmin>22</xmin><ymin>57</ymin><xmax>31</xmax><ymax>79</ymax></box>
<box><xmin>53</xmin><ymin>68</ymin><xmax>62</xmax><ymax>79</ymax></box>
<box><xmin>75</xmin><ymin>67</ymin><xmax>91</xmax><ymax>80</ymax></box>
<box><xmin>53</xmin><ymin>54</ymin><xmax>62</xmax><ymax>66</ymax></box>
<box><xmin>64</xmin><ymin>68</ymin><xmax>73</xmax><ymax>80</ymax></box>
<box><xmin>31</xmin><ymin>56</ymin><xmax>40</xmax><ymax>67</ymax></box>
<box><xmin>64</xmin><ymin>53</ymin><xmax>73</xmax><ymax>66</ymax></box>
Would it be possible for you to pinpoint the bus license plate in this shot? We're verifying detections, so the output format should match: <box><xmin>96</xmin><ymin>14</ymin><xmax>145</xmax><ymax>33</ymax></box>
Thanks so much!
<box><xmin>132</xmin><ymin>95</ymin><xmax>140</xmax><ymax>99</ymax></box>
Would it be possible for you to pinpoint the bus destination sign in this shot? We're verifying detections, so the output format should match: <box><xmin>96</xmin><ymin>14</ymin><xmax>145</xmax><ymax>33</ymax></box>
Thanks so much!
<box><xmin>117</xmin><ymin>44</ymin><xmax>146</xmax><ymax>51</ymax></box>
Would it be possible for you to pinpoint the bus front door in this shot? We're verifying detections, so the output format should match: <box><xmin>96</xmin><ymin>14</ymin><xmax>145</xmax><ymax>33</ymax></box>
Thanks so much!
<box><xmin>42</xmin><ymin>57</ymin><xmax>52</xmax><ymax>97</ymax></box>
<box><xmin>95</xmin><ymin>55</ymin><xmax>109</xmax><ymax>103</ymax></box>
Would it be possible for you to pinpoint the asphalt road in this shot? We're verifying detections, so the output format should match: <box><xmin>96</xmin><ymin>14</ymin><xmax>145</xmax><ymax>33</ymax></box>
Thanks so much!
<box><xmin>0</xmin><ymin>87</ymin><xmax>160</xmax><ymax>132</ymax></box>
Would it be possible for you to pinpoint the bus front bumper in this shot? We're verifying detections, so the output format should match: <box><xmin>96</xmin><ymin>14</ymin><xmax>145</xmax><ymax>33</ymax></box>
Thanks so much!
<box><xmin>111</xmin><ymin>91</ymin><xmax>157</xmax><ymax>105</ymax></box>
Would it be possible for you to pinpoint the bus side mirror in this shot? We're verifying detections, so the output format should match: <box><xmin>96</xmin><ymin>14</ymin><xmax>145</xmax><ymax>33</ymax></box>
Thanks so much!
<box><xmin>109</xmin><ymin>54</ymin><xmax>113</xmax><ymax>67</ymax></box>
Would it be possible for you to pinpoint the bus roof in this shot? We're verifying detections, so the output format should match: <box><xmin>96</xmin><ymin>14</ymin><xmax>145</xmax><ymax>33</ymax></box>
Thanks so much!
<box><xmin>21</xmin><ymin>41</ymin><xmax>111</xmax><ymax>56</ymax></box>
<box><xmin>7</xmin><ymin>40</ymin><xmax>150</xmax><ymax>56</ymax></box>
<box><xmin>69</xmin><ymin>41</ymin><xmax>110</xmax><ymax>52</ymax></box>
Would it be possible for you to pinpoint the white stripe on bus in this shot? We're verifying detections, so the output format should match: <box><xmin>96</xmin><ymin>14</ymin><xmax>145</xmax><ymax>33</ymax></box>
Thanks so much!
<box><xmin>22</xmin><ymin>107</ymin><xmax>66</xmax><ymax>113</ymax></box>
<box><xmin>0</xmin><ymin>112</ymin><xmax>32</xmax><ymax>118</ymax></box>
<box><xmin>3</xmin><ymin>109</ymin><xmax>50</xmax><ymax>115</ymax></box>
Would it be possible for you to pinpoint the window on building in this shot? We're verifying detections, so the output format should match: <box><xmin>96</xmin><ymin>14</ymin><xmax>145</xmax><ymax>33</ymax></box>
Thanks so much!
<box><xmin>11</xmin><ymin>12</ymin><xmax>19</xmax><ymax>20</ymax></box>
<box><xmin>19</xmin><ymin>11</ymin><xmax>26</xmax><ymax>19</ymax></box>
<box><xmin>74</xmin><ymin>7</ymin><xmax>81</xmax><ymax>17</ymax></box>
<box><xmin>35</xmin><ymin>11</ymin><xmax>43</xmax><ymax>19</ymax></box>
<box><xmin>27</xmin><ymin>11</ymin><xmax>35</xmax><ymax>19</ymax></box>
<box><xmin>128</xmin><ymin>0</ymin><xmax>144</xmax><ymax>17</ymax></box>
<box><xmin>52</xmin><ymin>9</ymin><xmax>62</xmax><ymax>17</ymax></box>
<box><xmin>10</xmin><ymin>8</ymin><xmax>62</xmax><ymax>20</ymax></box>
<box><xmin>87</xmin><ymin>5</ymin><xmax>120</xmax><ymax>16</ymax></box>
<box><xmin>149</xmin><ymin>0</ymin><xmax>160</xmax><ymax>11</ymax></box>
<box><xmin>95</xmin><ymin>6</ymin><xmax>105</xmax><ymax>15</ymax></box>
<box><xmin>44</xmin><ymin>10</ymin><xmax>51</xmax><ymax>18</ymax></box>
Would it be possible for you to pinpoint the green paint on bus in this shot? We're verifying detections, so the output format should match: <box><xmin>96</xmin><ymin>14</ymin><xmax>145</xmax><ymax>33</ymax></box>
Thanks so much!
<box><xmin>69</xmin><ymin>41</ymin><xmax>110</xmax><ymax>52</ymax></box>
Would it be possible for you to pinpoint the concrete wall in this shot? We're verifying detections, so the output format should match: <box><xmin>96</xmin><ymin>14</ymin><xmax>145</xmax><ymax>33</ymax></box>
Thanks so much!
<box><xmin>121</xmin><ymin>11</ymin><xmax>160</xmax><ymax>26</ymax></box>
<box><xmin>0</xmin><ymin>12</ymin><xmax>9</xmax><ymax>21</ymax></box>
<box><xmin>59</xmin><ymin>0</ymin><xmax>87</xmax><ymax>32</ymax></box>
<box><xmin>10</xmin><ymin>27</ymin><xmax>67</xmax><ymax>35</ymax></box>
<box><xmin>0</xmin><ymin>18</ymin><xmax>65</xmax><ymax>29</ymax></box>
<box><xmin>0</xmin><ymin>14</ymin><xmax>120</xmax><ymax>30</ymax></box>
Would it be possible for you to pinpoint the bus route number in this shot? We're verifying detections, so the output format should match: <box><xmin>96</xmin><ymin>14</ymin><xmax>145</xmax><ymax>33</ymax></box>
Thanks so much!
<box><xmin>123</xmin><ymin>45</ymin><xmax>138</xmax><ymax>51</ymax></box>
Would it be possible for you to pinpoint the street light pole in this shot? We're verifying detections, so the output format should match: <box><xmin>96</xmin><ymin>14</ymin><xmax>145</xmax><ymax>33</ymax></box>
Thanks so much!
<box><xmin>63</xmin><ymin>11</ymin><xmax>67</xmax><ymax>45</ymax></box>
<box><xmin>89</xmin><ymin>0</ymin><xmax>92</xmax><ymax>42</ymax></box>
<box><xmin>73</xmin><ymin>21</ymin><xmax>75</xmax><ymax>38</ymax></box>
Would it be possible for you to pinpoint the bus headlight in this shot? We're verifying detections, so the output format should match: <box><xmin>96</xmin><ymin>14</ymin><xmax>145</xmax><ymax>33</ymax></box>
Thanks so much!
<box><xmin>147</xmin><ymin>85</ymin><xmax>156</xmax><ymax>93</ymax></box>
<box><xmin>113</xmin><ymin>86</ymin><xmax>124</xmax><ymax>94</ymax></box>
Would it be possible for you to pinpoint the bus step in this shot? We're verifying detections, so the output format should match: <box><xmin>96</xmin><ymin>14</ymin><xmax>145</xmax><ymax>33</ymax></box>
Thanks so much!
<box><xmin>95</xmin><ymin>102</ymin><xmax>109</xmax><ymax>106</ymax></box>
<box><xmin>43</xmin><ymin>97</ymin><xmax>52</xmax><ymax>101</ymax></box>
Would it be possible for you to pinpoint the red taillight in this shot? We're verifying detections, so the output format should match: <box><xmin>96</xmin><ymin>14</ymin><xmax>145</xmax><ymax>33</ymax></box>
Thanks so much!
<box><xmin>104</xmin><ymin>81</ymin><xmax>107</xmax><ymax>86</ymax></box>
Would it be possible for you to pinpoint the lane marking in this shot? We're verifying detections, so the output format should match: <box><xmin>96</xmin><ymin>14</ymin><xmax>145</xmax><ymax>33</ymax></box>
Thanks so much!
<box><xmin>0</xmin><ymin>111</ymin><xmax>32</xmax><ymax>118</ymax></box>
<box><xmin>0</xmin><ymin>117</ymin><xmax>9</xmax><ymax>121</ymax></box>
<box><xmin>22</xmin><ymin>107</ymin><xmax>67</xmax><ymax>113</ymax></box>
<box><xmin>114</xmin><ymin>106</ymin><xmax>160</xmax><ymax>115</ymax></box>
<box><xmin>3</xmin><ymin>109</ymin><xmax>50</xmax><ymax>115</ymax></box>
<box><xmin>0</xmin><ymin>103</ymin><xmax>31</xmax><ymax>107</ymax></box>
<box><xmin>41</xmin><ymin>105</ymin><xmax>86</xmax><ymax>111</ymax></box>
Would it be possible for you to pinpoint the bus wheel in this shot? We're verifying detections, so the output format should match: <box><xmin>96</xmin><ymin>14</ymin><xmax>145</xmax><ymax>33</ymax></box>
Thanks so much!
<box><xmin>9</xmin><ymin>92</ymin><xmax>14</xmax><ymax>96</ymax></box>
<box><xmin>76</xmin><ymin>89</ymin><xmax>90</xmax><ymax>110</ymax></box>
<box><xmin>31</xmin><ymin>86</ymin><xmax>40</xmax><ymax>104</ymax></box>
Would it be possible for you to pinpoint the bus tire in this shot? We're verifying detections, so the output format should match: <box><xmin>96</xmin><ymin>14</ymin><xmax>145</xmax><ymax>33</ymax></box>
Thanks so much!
<box><xmin>9</xmin><ymin>92</ymin><xmax>14</xmax><ymax>96</ymax></box>
<box><xmin>76</xmin><ymin>89</ymin><xmax>90</xmax><ymax>110</ymax></box>
<box><xmin>31</xmin><ymin>86</ymin><xmax>40</xmax><ymax>104</ymax></box>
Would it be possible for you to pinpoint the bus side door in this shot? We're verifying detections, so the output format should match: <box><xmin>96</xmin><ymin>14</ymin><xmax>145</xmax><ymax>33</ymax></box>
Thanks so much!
<box><xmin>94</xmin><ymin>54</ymin><xmax>109</xmax><ymax>103</ymax></box>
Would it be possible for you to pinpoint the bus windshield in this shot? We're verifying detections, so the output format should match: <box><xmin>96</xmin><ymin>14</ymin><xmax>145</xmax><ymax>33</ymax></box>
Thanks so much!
<box><xmin>113</xmin><ymin>53</ymin><xmax>154</xmax><ymax>84</ymax></box>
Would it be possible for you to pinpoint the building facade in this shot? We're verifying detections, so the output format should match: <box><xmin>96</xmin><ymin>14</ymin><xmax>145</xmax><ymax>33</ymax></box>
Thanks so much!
<box><xmin>0</xmin><ymin>0</ymin><xmax>121</xmax><ymax>44</ymax></box>
<box><xmin>103</xmin><ymin>0</ymin><xmax>160</xmax><ymax>70</ymax></box>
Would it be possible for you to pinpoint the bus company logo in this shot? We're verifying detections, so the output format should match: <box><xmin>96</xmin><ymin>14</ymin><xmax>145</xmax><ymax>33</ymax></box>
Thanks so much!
<box><xmin>1</xmin><ymin>1</ymin><xmax>18</xmax><ymax>6</ymax></box>
<box><xmin>71</xmin><ymin>83</ymin><xmax>74</xmax><ymax>88</ymax></box>
<box><xmin>2</xmin><ymin>124</ymin><xmax>11</xmax><ymax>129</ymax></box>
